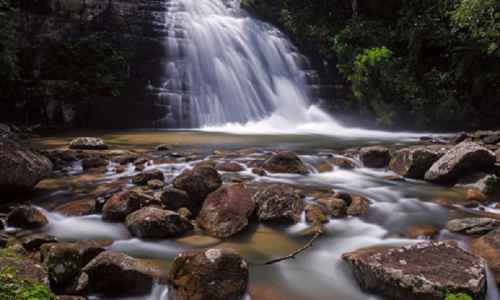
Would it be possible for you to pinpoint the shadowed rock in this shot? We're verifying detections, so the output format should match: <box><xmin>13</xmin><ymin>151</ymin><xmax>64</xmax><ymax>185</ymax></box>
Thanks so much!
<box><xmin>262</xmin><ymin>151</ymin><xmax>309</xmax><ymax>174</ymax></box>
<box><xmin>389</xmin><ymin>146</ymin><xmax>444</xmax><ymax>179</ymax></box>
<box><xmin>360</xmin><ymin>146</ymin><xmax>391</xmax><ymax>168</ymax></box>
<box><xmin>173</xmin><ymin>166</ymin><xmax>222</xmax><ymax>212</ymax></box>
<box><xmin>125</xmin><ymin>207</ymin><xmax>193</xmax><ymax>239</ymax></box>
<box><xmin>7</xmin><ymin>205</ymin><xmax>48</xmax><ymax>229</ymax></box>
<box><xmin>472</xmin><ymin>227</ymin><xmax>500</xmax><ymax>284</ymax></box>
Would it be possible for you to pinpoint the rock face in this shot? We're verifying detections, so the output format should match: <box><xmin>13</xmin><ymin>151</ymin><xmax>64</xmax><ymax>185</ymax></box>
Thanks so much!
<box><xmin>168</xmin><ymin>248</ymin><xmax>249</xmax><ymax>300</ymax></box>
<box><xmin>389</xmin><ymin>147</ymin><xmax>444</xmax><ymax>179</ymax></box>
<box><xmin>446</xmin><ymin>218</ymin><xmax>500</xmax><ymax>235</ymax></box>
<box><xmin>102</xmin><ymin>190</ymin><xmax>157</xmax><ymax>222</ymax></box>
<box><xmin>262</xmin><ymin>151</ymin><xmax>309</xmax><ymax>174</ymax></box>
<box><xmin>132</xmin><ymin>170</ymin><xmax>164</xmax><ymax>186</ymax></box>
<box><xmin>125</xmin><ymin>207</ymin><xmax>193</xmax><ymax>239</ymax></box>
<box><xmin>472</xmin><ymin>228</ymin><xmax>500</xmax><ymax>283</ymax></box>
<box><xmin>0</xmin><ymin>138</ymin><xmax>53</xmax><ymax>194</ymax></box>
<box><xmin>424</xmin><ymin>142</ymin><xmax>495</xmax><ymax>183</ymax></box>
<box><xmin>253</xmin><ymin>185</ymin><xmax>304</xmax><ymax>224</ymax></box>
<box><xmin>343</xmin><ymin>241</ymin><xmax>487</xmax><ymax>300</ymax></box>
<box><xmin>359</xmin><ymin>146</ymin><xmax>391</xmax><ymax>168</ymax></box>
<box><xmin>173</xmin><ymin>166</ymin><xmax>222</xmax><ymax>210</ymax></box>
<box><xmin>197</xmin><ymin>184</ymin><xmax>255</xmax><ymax>238</ymax></box>
<box><xmin>83</xmin><ymin>251</ymin><xmax>155</xmax><ymax>296</ymax></box>
<box><xmin>69</xmin><ymin>137</ymin><xmax>108</xmax><ymax>150</ymax></box>
<box><xmin>6</xmin><ymin>205</ymin><xmax>48</xmax><ymax>229</ymax></box>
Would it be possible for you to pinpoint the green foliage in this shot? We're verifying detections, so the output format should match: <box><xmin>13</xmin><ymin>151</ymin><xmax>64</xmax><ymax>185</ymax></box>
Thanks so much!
<box><xmin>0</xmin><ymin>0</ymin><xmax>18</xmax><ymax>81</ymax></box>
<box><xmin>444</xmin><ymin>293</ymin><xmax>473</xmax><ymax>300</ymax></box>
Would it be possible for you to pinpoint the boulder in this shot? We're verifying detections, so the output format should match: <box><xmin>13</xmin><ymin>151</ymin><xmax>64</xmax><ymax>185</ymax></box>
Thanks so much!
<box><xmin>346</xmin><ymin>195</ymin><xmax>370</xmax><ymax>216</ymax></box>
<box><xmin>216</xmin><ymin>161</ymin><xmax>244</xmax><ymax>172</ymax></box>
<box><xmin>446</xmin><ymin>218</ymin><xmax>500</xmax><ymax>235</ymax></box>
<box><xmin>41</xmin><ymin>241</ymin><xmax>107</xmax><ymax>294</ymax></box>
<box><xmin>455</xmin><ymin>172</ymin><xmax>500</xmax><ymax>196</ymax></box>
<box><xmin>253</xmin><ymin>185</ymin><xmax>304</xmax><ymax>224</ymax></box>
<box><xmin>168</xmin><ymin>248</ymin><xmax>249</xmax><ymax>300</ymax></box>
<box><xmin>197</xmin><ymin>184</ymin><xmax>255</xmax><ymax>238</ymax></box>
<box><xmin>359</xmin><ymin>146</ymin><xmax>391</xmax><ymax>168</ymax></box>
<box><xmin>425</xmin><ymin>142</ymin><xmax>495</xmax><ymax>184</ymax></box>
<box><xmin>329</xmin><ymin>156</ymin><xmax>358</xmax><ymax>169</ymax></box>
<box><xmin>343</xmin><ymin>241</ymin><xmax>487</xmax><ymax>300</ymax></box>
<box><xmin>102</xmin><ymin>190</ymin><xmax>158</xmax><ymax>222</ymax></box>
<box><xmin>262</xmin><ymin>151</ymin><xmax>309</xmax><ymax>174</ymax></box>
<box><xmin>160</xmin><ymin>188</ymin><xmax>192</xmax><ymax>211</ymax></box>
<box><xmin>0</xmin><ymin>138</ymin><xmax>53</xmax><ymax>194</ymax></box>
<box><xmin>69</xmin><ymin>137</ymin><xmax>108</xmax><ymax>150</ymax></box>
<box><xmin>318</xmin><ymin>197</ymin><xmax>348</xmax><ymax>217</ymax></box>
<box><xmin>173</xmin><ymin>166</ymin><xmax>222</xmax><ymax>210</ymax></box>
<box><xmin>81</xmin><ymin>157</ymin><xmax>107</xmax><ymax>170</ymax></box>
<box><xmin>252</xmin><ymin>168</ymin><xmax>266</xmax><ymax>176</ymax></box>
<box><xmin>389</xmin><ymin>147</ymin><xmax>444</xmax><ymax>179</ymax></box>
<box><xmin>147</xmin><ymin>179</ymin><xmax>164</xmax><ymax>189</ymax></box>
<box><xmin>6</xmin><ymin>205</ymin><xmax>48</xmax><ymax>229</ymax></box>
<box><xmin>132</xmin><ymin>170</ymin><xmax>164</xmax><ymax>186</ymax></box>
<box><xmin>82</xmin><ymin>251</ymin><xmax>155</xmax><ymax>296</ymax></box>
<box><xmin>472</xmin><ymin>228</ymin><xmax>500</xmax><ymax>283</ymax></box>
<box><xmin>305</xmin><ymin>203</ymin><xmax>328</xmax><ymax>224</ymax></box>
<box><xmin>125</xmin><ymin>207</ymin><xmax>193</xmax><ymax>239</ymax></box>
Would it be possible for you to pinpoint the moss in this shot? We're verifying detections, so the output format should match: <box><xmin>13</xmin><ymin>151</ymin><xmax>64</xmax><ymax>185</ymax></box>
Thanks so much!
<box><xmin>444</xmin><ymin>293</ymin><xmax>473</xmax><ymax>300</ymax></box>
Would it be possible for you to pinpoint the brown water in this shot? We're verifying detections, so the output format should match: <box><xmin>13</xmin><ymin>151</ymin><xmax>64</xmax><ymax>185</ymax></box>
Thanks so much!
<box><xmin>23</xmin><ymin>130</ymin><xmax>500</xmax><ymax>300</ymax></box>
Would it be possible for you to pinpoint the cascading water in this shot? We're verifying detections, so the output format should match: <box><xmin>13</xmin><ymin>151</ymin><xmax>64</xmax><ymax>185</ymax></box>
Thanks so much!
<box><xmin>156</xmin><ymin>0</ymin><xmax>424</xmax><ymax>139</ymax></box>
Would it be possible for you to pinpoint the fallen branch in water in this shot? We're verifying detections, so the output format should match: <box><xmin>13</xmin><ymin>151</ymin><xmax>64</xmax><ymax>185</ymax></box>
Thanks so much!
<box><xmin>253</xmin><ymin>228</ymin><xmax>323</xmax><ymax>266</ymax></box>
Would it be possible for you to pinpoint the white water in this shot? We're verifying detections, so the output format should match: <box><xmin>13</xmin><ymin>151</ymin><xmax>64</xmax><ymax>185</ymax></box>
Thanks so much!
<box><xmin>162</xmin><ymin>0</ymin><xmax>424</xmax><ymax>139</ymax></box>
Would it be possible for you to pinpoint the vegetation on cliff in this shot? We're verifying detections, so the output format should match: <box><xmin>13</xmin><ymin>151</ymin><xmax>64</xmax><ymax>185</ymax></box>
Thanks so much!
<box><xmin>242</xmin><ymin>0</ymin><xmax>500</xmax><ymax>129</ymax></box>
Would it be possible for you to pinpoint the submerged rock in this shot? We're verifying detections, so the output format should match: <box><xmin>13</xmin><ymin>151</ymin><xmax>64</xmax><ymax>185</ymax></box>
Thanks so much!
<box><xmin>424</xmin><ymin>141</ymin><xmax>495</xmax><ymax>183</ymax></box>
<box><xmin>253</xmin><ymin>184</ymin><xmax>304</xmax><ymax>224</ymax></box>
<box><xmin>102</xmin><ymin>190</ymin><xmax>158</xmax><ymax>222</ymax></box>
<box><xmin>446</xmin><ymin>218</ymin><xmax>500</xmax><ymax>235</ymax></box>
<box><xmin>262</xmin><ymin>151</ymin><xmax>309</xmax><ymax>174</ymax></box>
<box><xmin>69</xmin><ymin>137</ymin><xmax>108</xmax><ymax>150</ymax></box>
<box><xmin>389</xmin><ymin>146</ymin><xmax>444</xmax><ymax>179</ymax></box>
<box><xmin>0</xmin><ymin>138</ymin><xmax>53</xmax><ymax>195</ymax></box>
<box><xmin>173</xmin><ymin>166</ymin><xmax>222</xmax><ymax>210</ymax></box>
<box><xmin>359</xmin><ymin>146</ymin><xmax>391</xmax><ymax>168</ymax></box>
<box><xmin>125</xmin><ymin>207</ymin><xmax>193</xmax><ymax>239</ymax></box>
<box><xmin>343</xmin><ymin>241</ymin><xmax>487</xmax><ymax>300</ymax></box>
<box><xmin>168</xmin><ymin>248</ymin><xmax>249</xmax><ymax>300</ymax></box>
<box><xmin>472</xmin><ymin>228</ymin><xmax>500</xmax><ymax>283</ymax></box>
<box><xmin>197</xmin><ymin>183</ymin><xmax>255</xmax><ymax>238</ymax></box>
<box><xmin>83</xmin><ymin>251</ymin><xmax>155</xmax><ymax>296</ymax></box>
<box><xmin>6</xmin><ymin>205</ymin><xmax>48</xmax><ymax>229</ymax></box>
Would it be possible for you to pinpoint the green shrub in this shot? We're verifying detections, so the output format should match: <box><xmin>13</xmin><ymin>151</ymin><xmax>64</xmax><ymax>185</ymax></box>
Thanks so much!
<box><xmin>444</xmin><ymin>293</ymin><xmax>473</xmax><ymax>300</ymax></box>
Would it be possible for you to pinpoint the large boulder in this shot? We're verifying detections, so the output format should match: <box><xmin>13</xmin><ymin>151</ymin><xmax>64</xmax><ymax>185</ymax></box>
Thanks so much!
<box><xmin>160</xmin><ymin>188</ymin><xmax>192</xmax><ymax>211</ymax></box>
<box><xmin>262</xmin><ymin>151</ymin><xmax>309</xmax><ymax>174</ymax></box>
<box><xmin>168</xmin><ymin>248</ymin><xmax>249</xmax><ymax>300</ymax></box>
<box><xmin>173</xmin><ymin>166</ymin><xmax>222</xmax><ymax>211</ymax></box>
<box><xmin>446</xmin><ymin>218</ymin><xmax>500</xmax><ymax>235</ymax></box>
<box><xmin>253</xmin><ymin>185</ymin><xmax>304</xmax><ymax>224</ymax></box>
<box><xmin>472</xmin><ymin>228</ymin><xmax>500</xmax><ymax>283</ymax></box>
<box><xmin>343</xmin><ymin>241</ymin><xmax>487</xmax><ymax>300</ymax></box>
<box><xmin>82</xmin><ymin>251</ymin><xmax>156</xmax><ymax>296</ymax></box>
<box><xmin>0</xmin><ymin>138</ymin><xmax>53</xmax><ymax>194</ymax></box>
<box><xmin>125</xmin><ymin>207</ymin><xmax>193</xmax><ymax>239</ymax></box>
<box><xmin>102</xmin><ymin>190</ymin><xmax>158</xmax><ymax>222</ymax></box>
<box><xmin>389</xmin><ymin>147</ymin><xmax>444</xmax><ymax>179</ymax></box>
<box><xmin>424</xmin><ymin>142</ymin><xmax>495</xmax><ymax>183</ymax></box>
<box><xmin>69</xmin><ymin>137</ymin><xmax>108</xmax><ymax>150</ymax></box>
<box><xmin>6</xmin><ymin>205</ymin><xmax>48</xmax><ymax>229</ymax></box>
<box><xmin>197</xmin><ymin>184</ymin><xmax>255</xmax><ymax>238</ymax></box>
<box><xmin>41</xmin><ymin>241</ymin><xmax>107</xmax><ymax>294</ymax></box>
<box><xmin>359</xmin><ymin>146</ymin><xmax>391</xmax><ymax>168</ymax></box>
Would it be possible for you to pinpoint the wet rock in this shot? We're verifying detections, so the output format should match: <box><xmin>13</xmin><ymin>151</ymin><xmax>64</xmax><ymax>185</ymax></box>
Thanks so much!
<box><xmin>83</xmin><ymin>251</ymin><xmax>155</xmax><ymax>296</ymax></box>
<box><xmin>177</xmin><ymin>207</ymin><xmax>192</xmax><ymax>219</ymax></box>
<box><xmin>69</xmin><ymin>137</ymin><xmax>108</xmax><ymax>150</ymax></box>
<box><xmin>359</xmin><ymin>146</ymin><xmax>391</xmax><ymax>168</ymax></box>
<box><xmin>389</xmin><ymin>147</ymin><xmax>444</xmax><ymax>179</ymax></box>
<box><xmin>318</xmin><ymin>197</ymin><xmax>348</xmax><ymax>217</ymax></box>
<box><xmin>472</xmin><ymin>228</ymin><xmax>500</xmax><ymax>283</ymax></box>
<box><xmin>456</xmin><ymin>172</ymin><xmax>500</xmax><ymax>196</ymax></box>
<box><xmin>81</xmin><ymin>157</ymin><xmax>107</xmax><ymax>170</ymax></box>
<box><xmin>168</xmin><ymin>248</ymin><xmax>249</xmax><ymax>300</ymax></box>
<box><xmin>102</xmin><ymin>190</ymin><xmax>158</xmax><ymax>222</ymax></box>
<box><xmin>160</xmin><ymin>188</ymin><xmax>192</xmax><ymax>211</ymax></box>
<box><xmin>173</xmin><ymin>166</ymin><xmax>222</xmax><ymax>210</ymax></box>
<box><xmin>132</xmin><ymin>170</ymin><xmax>164</xmax><ymax>186</ymax></box>
<box><xmin>252</xmin><ymin>167</ymin><xmax>266</xmax><ymax>176</ymax></box>
<box><xmin>147</xmin><ymin>179</ymin><xmax>165</xmax><ymax>189</ymax></box>
<box><xmin>20</xmin><ymin>233</ymin><xmax>58</xmax><ymax>251</ymax></box>
<box><xmin>114</xmin><ymin>154</ymin><xmax>138</xmax><ymax>165</ymax></box>
<box><xmin>481</xmin><ymin>132</ymin><xmax>500</xmax><ymax>145</ymax></box>
<box><xmin>305</xmin><ymin>203</ymin><xmax>328</xmax><ymax>224</ymax></box>
<box><xmin>0</xmin><ymin>138</ymin><xmax>53</xmax><ymax>194</ymax></box>
<box><xmin>329</xmin><ymin>156</ymin><xmax>358</xmax><ymax>169</ymax></box>
<box><xmin>0</xmin><ymin>248</ymin><xmax>50</xmax><ymax>286</ymax></box>
<box><xmin>56</xmin><ymin>198</ymin><xmax>95</xmax><ymax>216</ymax></box>
<box><xmin>114</xmin><ymin>165</ymin><xmax>126</xmax><ymax>173</ymax></box>
<box><xmin>346</xmin><ymin>195</ymin><xmax>370</xmax><ymax>216</ymax></box>
<box><xmin>125</xmin><ymin>207</ymin><xmax>193</xmax><ymax>239</ymax></box>
<box><xmin>446</xmin><ymin>218</ymin><xmax>500</xmax><ymax>235</ymax></box>
<box><xmin>216</xmin><ymin>161</ymin><xmax>244</xmax><ymax>172</ymax></box>
<box><xmin>311</xmin><ymin>158</ymin><xmax>333</xmax><ymax>173</ymax></box>
<box><xmin>450</xmin><ymin>132</ymin><xmax>470</xmax><ymax>144</ymax></box>
<box><xmin>41</xmin><ymin>241</ymin><xmax>107</xmax><ymax>294</ymax></box>
<box><xmin>253</xmin><ymin>185</ymin><xmax>304</xmax><ymax>224</ymax></box>
<box><xmin>465</xmin><ymin>188</ymin><xmax>487</xmax><ymax>202</ymax></box>
<box><xmin>343</xmin><ymin>241</ymin><xmax>487</xmax><ymax>300</ymax></box>
<box><xmin>197</xmin><ymin>184</ymin><xmax>255</xmax><ymax>238</ymax></box>
<box><xmin>155</xmin><ymin>144</ymin><xmax>171</xmax><ymax>151</ymax></box>
<box><xmin>424</xmin><ymin>141</ymin><xmax>496</xmax><ymax>184</ymax></box>
<box><xmin>262</xmin><ymin>151</ymin><xmax>309</xmax><ymax>175</ymax></box>
<box><xmin>6</xmin><ymin>205</ymin><xmax>48</xmax><ymax>229</ymax></box>
<box><xmin>405</xmin><ymin>225</ymin><xmax>439</xmax><ymax>239</ymax></box>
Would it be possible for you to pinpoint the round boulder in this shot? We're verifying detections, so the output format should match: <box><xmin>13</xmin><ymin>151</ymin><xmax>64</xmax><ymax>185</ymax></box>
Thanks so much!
<box><xmin>173</xmin><ymin>166</ymin><xmax>222</xmax><ymax>211</ymax></box>
<box><xmin>125</xmin><ymin>207</ymin><xmax>193</xmax><ymax>239</ymax></box>
<box><xmin>7</xmin><ymin>205</ymin><xmax>48</xmax><ymax>229</ymax></box>
<box><xmin>262</xmin><ymin>151</ymin><xmax>309</xmax><ymax>174</ymax></box>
